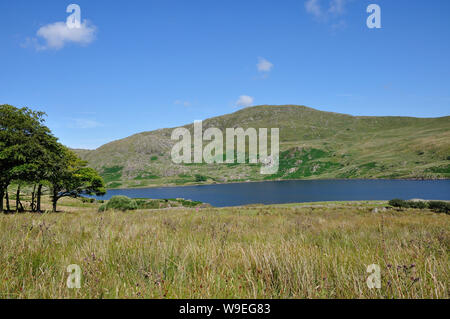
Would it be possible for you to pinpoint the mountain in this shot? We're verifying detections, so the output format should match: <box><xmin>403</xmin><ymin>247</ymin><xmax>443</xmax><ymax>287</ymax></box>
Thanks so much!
<box><xmin>74</xmin><ymin>105</ymin><xmax>450</xmax><ymax>189</ymax></box>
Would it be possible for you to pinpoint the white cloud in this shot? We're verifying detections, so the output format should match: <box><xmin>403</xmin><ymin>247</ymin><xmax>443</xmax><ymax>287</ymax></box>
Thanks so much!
<box><xmin>305</xmin><ymin>0</ymin><xmax>322</xmax><ymax>18</ymax></box>
<box><xmin>305</xmin><ymin>0</ymin><xmax>349</xmax><ymax>20</ymax></box>
<box><xmin>69</xmin><ymin>118</ymin><xmax>103</xmax><ymax>129</ymax></box>
<box><xmin>329</xmin><ymin>0</ymin><xmax>346</xmax><ymax>15</ymax></box>
<box><xmin>174</xmin><ymin>100</ymin><xmax>191</xmax><ymax>107</ymax></box>
<box><xmin>235</xmin><ymin>95</ymin><xmax>254</xmax><ymax>108</ymax></box>
<box><xmin>25</xmin><ymin>20</ymin><xmax>96</xmax><ymax>50</ymax></box>
<box><xmin>257</xmin><ymin>57</ymin><xmax>273</xmax><ymax>72</ymax></box>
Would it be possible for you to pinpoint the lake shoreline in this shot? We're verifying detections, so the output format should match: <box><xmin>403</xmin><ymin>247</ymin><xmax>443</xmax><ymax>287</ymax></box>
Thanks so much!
<box><xmin>108</xmin><ymin>177</ymin><xmax>450</xmax><ymax>191</ymax></box>
<box><xmin>96</xmin><ymin>179</ymin><xmax>450</xmax><ymax>207</ymax></box>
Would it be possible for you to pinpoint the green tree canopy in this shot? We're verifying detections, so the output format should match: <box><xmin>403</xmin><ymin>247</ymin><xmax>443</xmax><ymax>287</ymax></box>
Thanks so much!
<box><xmin>48</xmin><ymin>145</ymin><xmax>106</xmax><ymax>212</ymax></box>
<box><xmin>1</xmin><ymin>104</ymin><xmax>105</xmax><ymax>213</ymax></box>
<box><xmin>0</xmin><ymin>104</ymin><xmax>55</xmax><ymax>211</ymax></box>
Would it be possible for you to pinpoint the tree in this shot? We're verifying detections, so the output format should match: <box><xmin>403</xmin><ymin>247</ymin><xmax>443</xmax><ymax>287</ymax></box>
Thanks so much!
<box><xmin>0</xmin><ymin>104</ymin><xmax>50</xmax><ymax>212</ymax></box>
<box><xmin>0</xmin><ymin>104</ymin><xmax>61</xmax><ymax>213</ymax></box>
<box><xmin>48</xmin><ymin>146</ymin><xmax>105</xmax><ymax>212</ymax></box>
<box><xmin>1</xmin><ymin>104</ymin><xmax>105</xmax><ymax>213</ymax></box>
<box><xmin>20</xmin><ymin>126</ymin><xmax>60</xmax><ymax>212</ymax></box>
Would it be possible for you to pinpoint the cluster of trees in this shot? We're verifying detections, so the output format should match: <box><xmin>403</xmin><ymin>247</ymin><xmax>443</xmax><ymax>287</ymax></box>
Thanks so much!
<box><xmin>0</xmin><ymin>104</ymin><xmax>106</xmax><ymax>213</ymax></box>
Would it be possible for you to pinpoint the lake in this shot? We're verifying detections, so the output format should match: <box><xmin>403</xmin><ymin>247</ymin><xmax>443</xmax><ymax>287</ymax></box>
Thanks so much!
<box><xmin>91</xmin><ymin>179</ymin><xmax>450</xmax><ymax>207</ymax></box>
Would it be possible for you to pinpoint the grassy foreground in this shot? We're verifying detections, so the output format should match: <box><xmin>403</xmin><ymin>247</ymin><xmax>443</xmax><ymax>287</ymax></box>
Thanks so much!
<box><xmin>0</xmin><ymin>198</ymin><xmax>448</xmax><ymax>299</ymax></box>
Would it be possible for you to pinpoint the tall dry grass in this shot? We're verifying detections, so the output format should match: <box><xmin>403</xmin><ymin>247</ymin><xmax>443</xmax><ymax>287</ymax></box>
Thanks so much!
<box><xmin>0</xmin><ymin>200</ymin><xmax>448</xmax><ymax>298</ymax></box>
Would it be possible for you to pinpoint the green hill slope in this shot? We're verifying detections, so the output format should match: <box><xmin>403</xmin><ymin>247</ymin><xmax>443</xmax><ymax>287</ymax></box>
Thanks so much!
<box><xmin>75</xmin><ymin>105</ymin><xmax>450</xmax><ymax>188</ymax></box>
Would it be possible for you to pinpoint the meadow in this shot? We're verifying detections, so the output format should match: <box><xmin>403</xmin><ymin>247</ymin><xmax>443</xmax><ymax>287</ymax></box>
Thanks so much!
<box><xmin>0</xmin><ymin>197</ymin><xmax>448</xmax><ymax>299</ymax></box>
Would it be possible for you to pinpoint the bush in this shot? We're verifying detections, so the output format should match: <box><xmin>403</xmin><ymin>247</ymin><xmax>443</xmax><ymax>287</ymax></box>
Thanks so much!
<box><xmin>389</xmin><ymin>198</ymin><xmax>449</xmax><ymax>214</ymax></box>
<box><xmin>80</xmin><ymin>197</ymin><xmax>95</xmax><ymax>203</ymax></box>
<box><xmin>195</xmin><ymin>174</ymin><xmax>208</xmax><ymax>182</ymax></box>
<box><xmin>428</xmin><ymin>201</ymin><xmax>450</xmax><ymax>214</ymax></box>
<box><xmin>98</xmin><ymin>195</ymin><xmax>138</xmax><ymax>212</ymax></box>
<box><xmin>388</xmin><ymin>199</ymin><xmax>408</xmax><ymax>208</ymax></box>
<box><xmin>407</xmin><ymin>201</ymin><xmax>428</xmax><ymax>209</ymax></box>
<box><xmin>178</xmin><ymin>199</ymin><xmax>202</xmax><ymax>207</ymax></box>
<box><xmin>135</xmin><ymin>199</ymin><xmax>160</xmax><ymax>209</ymax></box>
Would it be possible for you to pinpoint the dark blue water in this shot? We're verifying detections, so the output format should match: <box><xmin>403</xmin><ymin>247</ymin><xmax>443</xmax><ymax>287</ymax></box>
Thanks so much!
<box><xmin>90</xmin><ymin>180</ymin><xmax>450</xmax><ymax>207</ymax></box>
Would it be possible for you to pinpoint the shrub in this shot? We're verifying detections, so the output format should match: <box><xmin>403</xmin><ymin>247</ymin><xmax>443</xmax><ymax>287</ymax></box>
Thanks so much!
<box><xmin>80</xmin><ymin>197</ymin><xmax>96</xmax><ymax>203</ymax></box>
<box><xmin>178</xmin><ymin>199</ymin><xmax>202</xmax><ymax>207</ymax></box>
<box><xmin>195</xmin><ymin>174</ymin><xmax>208</xmax><ymax>182</ymax></box>
<box><xmin>407</xmin><ymin>201</ymin><xmax>428</xmax><ymax>209</ymax></box>
<box><xmin>389</xmin><ymin>199</ymin><xmax>449</xmax><ymax>214</ymax></box>
<box><xmin>98</xmin><ymin>195</ymin><xmax>138</xmax><ymax>212</ymax></box>
<box><xmin>135</xmin><ymin>199</ymin><xmax>160</xmax><ymax>209</ymax></box>
<box><xmin>428</xmin><ymin>201</ymin><xmax>450</xmax><ymax>214</ymax></box>
<box><xmin>388</xmin><ymin>199</ymin><xmax>408</xmax><ymax>208</ymax></box>
<box><xmin>107</xmin><ymin>182</ymin><xmax>122</xmax><ymax>188</ymax></box>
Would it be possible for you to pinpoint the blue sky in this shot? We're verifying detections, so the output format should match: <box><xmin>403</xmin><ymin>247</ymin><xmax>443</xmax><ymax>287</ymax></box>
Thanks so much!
<box><xmin>1</xmin><ymin>0</ymin><xmax>449</xmax><ymax>149</ymax></box>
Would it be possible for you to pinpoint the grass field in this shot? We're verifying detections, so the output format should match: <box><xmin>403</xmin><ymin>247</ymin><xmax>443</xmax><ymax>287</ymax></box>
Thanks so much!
<box><xmin>0</xmin><ymin>197</ymin><xmax>448</xmax><ymax>299</ymax></box>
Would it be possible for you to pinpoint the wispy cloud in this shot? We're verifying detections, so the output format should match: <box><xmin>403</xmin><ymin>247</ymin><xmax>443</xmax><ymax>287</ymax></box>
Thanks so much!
<box><xmin>305</xmin><ymin>0</ymin><xmax>323</xmax><ymax>18</ymax></box>
<box><xmin>329</xmin><ymin>0</ymin><xmax>346</xmax><ymax>15</ymax></box>
<box><xmin>174</xmin><ymin>100</ymin><xmax>191</xmax><ymax>107</ymax></box>
<box><xmin>235</xmin><ymin>95</ymin><xmax>254</xmax><ymax>108</ymax></box>
<box><xmin>23</xmin><ymin>20</ymin><xmax>96</xmax><ymax>50</ymax></box>
<box><xmin>305</xmin><ymin>0</ymin><xmax>349</xmax><ymax>26</ymax></box>
<box><xmin>257</xmin><ymin>57</ymin><xmax>273</xmax><ymax>73</ymax></box>
<box><xmin>69</xmin><ymin>118</ymin><xmax>103</xmax><ymax>129</ymax></box>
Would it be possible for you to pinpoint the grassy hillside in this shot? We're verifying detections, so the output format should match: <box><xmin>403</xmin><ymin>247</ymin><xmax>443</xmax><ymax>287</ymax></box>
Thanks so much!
<box><xmin>75</xmin><ymin>105</ymin><xmax>450</xmax><ymax>189</ymax></box>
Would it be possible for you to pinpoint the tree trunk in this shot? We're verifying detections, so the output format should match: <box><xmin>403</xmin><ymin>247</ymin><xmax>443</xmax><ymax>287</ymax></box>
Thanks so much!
<box><xmin>52</xmin><ymin>188</ymin><xmax>58</xmax><ymax>212</ymax></box>
<box><xmin>31</xmin><ymin>184</ymin><xmax>36</xmax><ymax>212</ymax></box>
<box><xmin>16</xmin><ymin>185</ymin><xmax>20</xmax><ymax>212</ymax></box>
<box><xmin>16</xmin><ymin>185</ymin><xmax>24</xmax><ymax>212</ymax></box>
<box><xmin>0</xmin><ymin>188</ymin><xmax>4</xmax><ymax>212</ymax></box>
<box><xmin>37</xmin><ymin>184</ymin><xmax>43</xmax><ymax>212</ymax></box>
<box><xmin>5</xmin><ymin>188</ymin><xmax>10</xmax><ymax>212</ymax></box>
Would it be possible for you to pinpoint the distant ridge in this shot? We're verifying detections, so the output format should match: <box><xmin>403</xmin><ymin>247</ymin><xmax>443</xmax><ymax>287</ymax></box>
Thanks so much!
<box><xmin>74</xmin><ymin>105</ymin><xmax>450</xmax><ymax>189</ymax></box>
